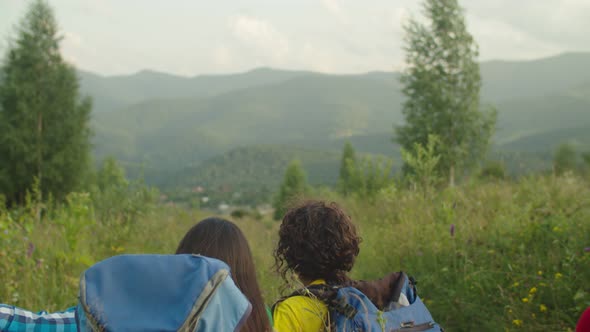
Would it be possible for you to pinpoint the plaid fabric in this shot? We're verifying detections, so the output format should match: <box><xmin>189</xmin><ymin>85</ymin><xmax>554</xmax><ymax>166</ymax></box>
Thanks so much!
<box><xmin>0</xmin><ymin>304</ymin><xmax>78</xmax><ymax>332</ymax></box>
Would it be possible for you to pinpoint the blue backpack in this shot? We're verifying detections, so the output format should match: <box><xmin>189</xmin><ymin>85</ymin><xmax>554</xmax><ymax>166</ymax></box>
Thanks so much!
<box><xmin>76</xmin><ymin>254</ymin><xmax>251</xmax><ymax>332</ymax></box>
<box><xmin>280</xmin><ymin>273</ymin><xmax>442</xmax><ymax>332</ymax></box>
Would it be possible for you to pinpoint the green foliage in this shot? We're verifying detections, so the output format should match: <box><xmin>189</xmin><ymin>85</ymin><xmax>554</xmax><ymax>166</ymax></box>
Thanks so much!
<box><xmin>230</xmin><ymin>208</ymin><xmax>262</xmax><ymax>221</ymax></box>
<box><xmin>397</xmin><ymin>0</ymin><xmax>496</xmax><ymax>186</ymax></box>
<box><xmin>2</xmin><ymin>175</ymin><xmax>587</xmax><ymax>332</ymax></box>
<box><xmin>165</xmin><ymin>145</ymin><xmax>345</xmax><ymax>207</ymax></box>
<box><xmin>356</xmin><ymin>156</ymin><xmax>394</xmax><ymax>198</ymax></box>
<box><xmin>0</xmin><ymin>185</ymin><xmax>159</xmax><ymax>309</ymax></box>
<box><xmin>553</xmin><ymin>143</ymin><xmax>577</xmax><ymax>175</ymax></box>
<box><xmin>344</xmin><ymin>176</ymin><xmax>590</xmax><ymax>331</ymax></box>
<box><xmin>583</xmin><ymin>152</ymin><xmax>590</xmax><ymax>174</ymax></box>
<box><xmin>478</xmin><ymin>160</ymin><xmax>507</xmax><ymax>181</ymax></box>
<box><xmin>91</xmin><ymin>157</ymin><xmax>158</xmax><ymax>225</ymax></box>
<box><xmin>96</xmin><ymin>157</ymin><xmax>128</xmax><ymax>191</ymax></box>
<box><xmin>338</xmin><ymin>142</ymin><xmax>362</xmax><ymax>195</ymax></box>
<box><xmin>0</xmin><ymin>190</ymin><xmax>95</xmax><ymax>307</ymax></box>
<box><xmin>273</xmin><ymin>160</ymin><xmax>308</xmax><ymax>220</ymax></box>
<box><xmin>337</xmin><ymin>142</ymin><xmax>393</xmax><ymax>198</ymax></box>
<box><xmin>0</xmin><ymin>0</ymin><xmax>92</xmax><ymax>204</ymax></box>
<box><xmin>401</xmin><ymin>134</ymin><xmax>441</xmax><ymax>190</ymax></box>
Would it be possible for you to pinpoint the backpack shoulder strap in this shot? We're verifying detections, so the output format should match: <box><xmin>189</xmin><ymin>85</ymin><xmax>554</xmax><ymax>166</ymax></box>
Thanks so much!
<box><xmin>272</xmin><ymin>284</ymin><xmax>357</xmax><ymax>319</ymax></box>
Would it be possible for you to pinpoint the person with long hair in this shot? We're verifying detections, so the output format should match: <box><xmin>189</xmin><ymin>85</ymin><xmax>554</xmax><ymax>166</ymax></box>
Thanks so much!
<box><xmin>176</xmin><ymin>217</ymin><xmax>272</xmax><ymax>332</ymax></box>
<box><xmin>1</xmin><ymin>217</ymin><xmax>271</xmax><ymax>332</ymax></box>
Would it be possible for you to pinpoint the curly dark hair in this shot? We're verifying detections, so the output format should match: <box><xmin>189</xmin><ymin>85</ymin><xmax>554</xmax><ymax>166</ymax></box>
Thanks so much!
<box><xmin>274</xmin><ymin>200</ymin><xmax>361</xmax><ymax>285</ymax></box>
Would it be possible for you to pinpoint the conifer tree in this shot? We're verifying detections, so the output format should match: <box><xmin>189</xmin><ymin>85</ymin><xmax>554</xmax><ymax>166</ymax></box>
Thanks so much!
<box><xmin>0</xmin><ymin>0</ymin><xmax>92</xmax><ymax>204</ymax></box>
<box><xmin>273</xmin><ymin>160</ymin><xmax>308</xmax><ymax>220</ymax></box>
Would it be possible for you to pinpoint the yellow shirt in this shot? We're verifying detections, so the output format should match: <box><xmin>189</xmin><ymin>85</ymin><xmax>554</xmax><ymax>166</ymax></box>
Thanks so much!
<box><xmin>273</xmin><ymin>280</ymin><xmax>329</xmax><ymax>332</ymax></box>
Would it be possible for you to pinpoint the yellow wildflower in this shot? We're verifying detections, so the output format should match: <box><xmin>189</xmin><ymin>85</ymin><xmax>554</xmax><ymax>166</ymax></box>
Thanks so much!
<box><xmin>66</xmin><ymin>275</ymin><xmax>78</xmax><ymax>288</ymax></box>
<box><xmin>539</xmin><ymin>304</ymin><xmax>547</xmax><ymax>313</ymax></box>
<box><xmin>512</xmin><ymin>319</ymin><xmax>523</xmax><ymax>327</ymax></box>
<box><xmin>522</xmin><ymin>297</ymin><xmax>529</xmax><ymax>303</ymax></box>
<box><xmin>537</xmin><ymin>270</ymin><xmax>543</xmax><ymax>276</ymax></box>
<box><xmin>555</xmin><ymin>272</ymin><xmax>563</xmax><ymax>279</ymax></box>
<box><xmin>111</xmin><ymin>246</ymin><xmax>125</xmax><ymax>253</ymax></box>
<box><xmin>529</xmin><ymin>287</ymin><xmax>537</xmax><ymax>294</ymax></box>
<box><xmin>512</xmin><ymin>282</ymin><xmax>520</xmax><ymax>287</ymax></box>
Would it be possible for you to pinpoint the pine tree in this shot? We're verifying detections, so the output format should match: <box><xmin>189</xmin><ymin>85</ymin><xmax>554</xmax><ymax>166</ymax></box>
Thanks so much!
<box><xmin>0</xmin><ymin>0</ymin><xmax>92</xmax><ymax>204</ymax></box>
<box><xmin>396</xmin><ymin>0</ymin><xmax>496</xmax><ymax>186</ymax></box>
<box><xmin>273</xmin><ymin>160</ymin><xmax>308</xmax><ymax>220</ymax></box>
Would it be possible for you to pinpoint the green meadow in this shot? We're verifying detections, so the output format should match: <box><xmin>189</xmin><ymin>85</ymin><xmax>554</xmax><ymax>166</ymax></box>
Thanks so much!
<box><xmin>1</xmin><ymin>175</ymin><xmax>588</xmax><ymax>332</ymax></box>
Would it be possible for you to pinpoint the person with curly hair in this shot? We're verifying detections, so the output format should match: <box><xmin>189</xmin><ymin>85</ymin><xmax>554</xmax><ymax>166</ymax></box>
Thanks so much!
<box><xmin>272</xmin><ymin>200</ymin><xmax>362</xmax><ymax>331</ymax></box>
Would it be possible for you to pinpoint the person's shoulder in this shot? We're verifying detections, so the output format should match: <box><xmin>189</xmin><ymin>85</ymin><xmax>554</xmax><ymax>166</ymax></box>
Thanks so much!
<box><xmin>279</xmin><ymin>294</ymin><xmax>327</xmax><ymax>314</ymax></box>
<box><xmin>577</xmin><ymin>306</ymin><xmax>590</xmax><ymax>332</ymax></box>
<box><xmin>273</xmin><ymin>295</ymin><xmax>328</xmax><ymax>332</ymax></box>
<box><xmin>0</xmin><ymin>305</ymin><xmax>77</xmax><ymax>332</ymax></box>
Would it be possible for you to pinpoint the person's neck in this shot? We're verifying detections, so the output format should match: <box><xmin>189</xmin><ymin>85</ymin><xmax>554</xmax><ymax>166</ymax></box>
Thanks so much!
<box><xmin>299</xmin><ymin>276</ymin><xmax>316</xmax><ymax>286</ymax></box>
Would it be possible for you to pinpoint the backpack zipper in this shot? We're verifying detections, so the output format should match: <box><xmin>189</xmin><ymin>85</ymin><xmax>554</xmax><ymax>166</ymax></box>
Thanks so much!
<box><xmin>391</xmin><ymin>321</ymin><xmax>435</xmax><ymax>332</ymax></box>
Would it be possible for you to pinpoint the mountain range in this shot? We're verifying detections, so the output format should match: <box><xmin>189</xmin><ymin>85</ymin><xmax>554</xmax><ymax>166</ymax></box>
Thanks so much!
<box><xmin>80</xmin><ymin>52</ymin><xmax>590</xmax><ymax>203</ymax></box>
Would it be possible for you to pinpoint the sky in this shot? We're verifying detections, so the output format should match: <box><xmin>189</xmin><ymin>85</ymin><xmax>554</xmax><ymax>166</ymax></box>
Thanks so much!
<box><xmin>0</xmin><ymin>0</ymin><xmax>589</xmax><ymax>76</ymax></box>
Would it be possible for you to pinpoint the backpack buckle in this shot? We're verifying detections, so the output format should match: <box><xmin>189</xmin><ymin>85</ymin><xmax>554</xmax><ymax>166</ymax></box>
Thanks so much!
<box><xmin>333</xmin><ymin>299</ymin><xmax>357</xmax><ymax>319</ymax></box>
<box><xmin>401</xmin><ymin>321</ymin><xmax>415</xmax><ymax>328</ymax></box>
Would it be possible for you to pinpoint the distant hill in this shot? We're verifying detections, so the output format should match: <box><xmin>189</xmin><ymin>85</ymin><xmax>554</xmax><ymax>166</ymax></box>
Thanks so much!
<box><xmin>495</xmin><ymin>91</ymin><xmax>590</xmax><ymax>144</ymax></box>
<box><xmin>80</xmin><ymin>52</ymin><xmax>590</xmax><ymax>113</ymax></box>
<box><xmin>93</xmin><ymin>73</ymin><xmax>404</xmax><ymax>168</ymax></box>
<box><xmin>162</xmin><ymin>145</ymin><xmax>346</xmax><ymax>205</ymax></box>
<box><xmin>500</xmin><ymin>126</ymin><xmax>590</xmax><ymax>152</ymax></box>
<box><xmin>80</xmin><ymin>68</ymin><xmax>310</xmax><ymax>113</ymax></box>
<box><xmin>78</xmin><ymin>52</ymin><xmax>590</xmax><ymax>203</ymax></box>
<box><xmin>480</xmin><ymin>52</ymin><xmax>590</xmax><ymax>102</ymax></box>
<box><xmin>92</xmin><ymin>53</ymin><xmax>590</xmax><ymax>168</ymax></box>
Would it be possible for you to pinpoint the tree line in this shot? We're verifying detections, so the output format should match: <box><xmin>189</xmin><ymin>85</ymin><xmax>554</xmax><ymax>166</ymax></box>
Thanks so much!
<box><xmin>2</xmin><ymin>0</ymin><xmax>587</xmax><ymax>212</ymax></box>
<box><xmin>271</xmin><ymin>0</ymin><xmax>590</xmax><ymax>217</ymax></box>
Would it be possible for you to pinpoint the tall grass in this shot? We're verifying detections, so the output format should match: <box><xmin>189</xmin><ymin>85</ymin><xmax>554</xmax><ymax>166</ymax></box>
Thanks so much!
<box><xmin>0</xmin><ymin>175</ymin><xmax>588</xmax><ymax>331</ymax></box>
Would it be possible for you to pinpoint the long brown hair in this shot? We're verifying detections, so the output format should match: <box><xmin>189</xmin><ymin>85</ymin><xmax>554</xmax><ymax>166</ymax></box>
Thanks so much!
<box><xmin>176</xmin><ymin>217</ymin><xmax>270</xmax><ymax>332</ymax></box>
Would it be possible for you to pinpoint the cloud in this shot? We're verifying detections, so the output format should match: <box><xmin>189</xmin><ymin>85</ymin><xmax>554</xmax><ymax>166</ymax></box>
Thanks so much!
<box><xmin>79</xmin><ymin>0</ymin><xmax>114</xmax><ymax>18</ymax></box>
<box><xmin>228</xmin><ymin>15</ymin><xmax>290</xmax><ymax>65</ymax></box>
<box><xmin>300</xmin><ymin>42</ymin><xmax>339</xmax><ymax>72</ymax></box>
<box><xmin>9</xmin><ymin>0</ymin><xmax>585</xmax><ymax>76</ymax></box>
<box><xmin>387</xmin><ymin>6</ymin><xmax>412</xmax><ymax>36</ymax></box>
<box><xmin>464</xmin><ymin>0</ymin><xmax>590</xmax><ymax>52</ymax></box>
<box><xmin>63</xmin><ymin>54</ymin><xmax>79</xmax><ymax>66</ymax></box>
<box><xmin>212</xmin><ymin>45</ymin><xmax>233</xmax><ymax>68</ymax></box>
<box><xmin>321</xmin><ymin>0</ymin><xmax>341</xmax><ymax>14</ymax></box>
<box><xmin>467</xmin><ymin>14</ymin><xmax>562</xmax><ymax>61</ymax></box>
<box><xmin>320</xmin><ymin>0</ymin><xmax>347</xmax><ymax>22</ymax></box>
<box><xmin>60</xmin><ymin>31</ymin><xmax>85</xmax><ymax>67</ymax></box>
<box><xmin>63</xmin><ymin>31</ymin><xmax>83</xmax><ymax>47</ymax></box>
